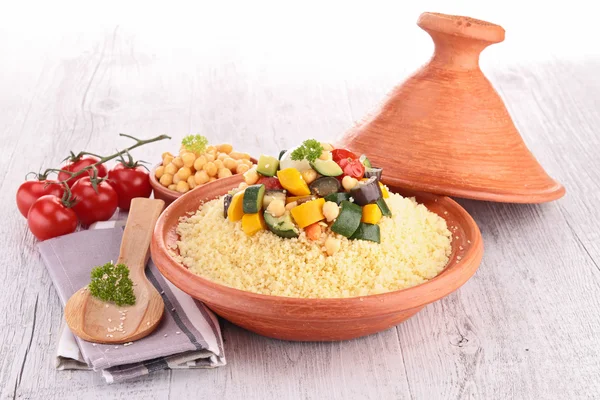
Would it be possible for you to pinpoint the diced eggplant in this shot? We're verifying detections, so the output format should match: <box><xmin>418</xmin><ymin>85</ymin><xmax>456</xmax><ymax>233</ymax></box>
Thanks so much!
<box><xmin>364</xmin><ymin>167</ymin><xmax>383</xmax><ymax>181</ymax></box>
<box><xmin>263</xmin><ymin>190</ymin><xmax>286</xmax><ymax>208</ymax></box>
<box><xmin>350</xmin><ymin>176</ymin><xmax>382</xmax><ymax>206</ymax></box>
<box><xmin>309</xmin><ymin>177</ymin><xmax>341</xmax><ymax>198</ymax></box>
<box><xmin>223</xmin><ymin>194</ymin><xmax>233</xmax><ymax>218</ymax></box>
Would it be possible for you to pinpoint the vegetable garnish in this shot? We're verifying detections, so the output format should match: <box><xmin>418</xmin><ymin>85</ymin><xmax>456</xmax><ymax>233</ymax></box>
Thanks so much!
<box><xmin>88</xmin><ymin>262</ymin><xmax>136</xmax><ymax>306</ymax></box>
<box><xmin>291</xmin><ymin>139</ymin><xmax>324</xmax><ymax>163</ymax></box>
<box><xmin>181</xmin><ymin>134</ymin><xmax>209</xmax><ymax>154</ymax></box>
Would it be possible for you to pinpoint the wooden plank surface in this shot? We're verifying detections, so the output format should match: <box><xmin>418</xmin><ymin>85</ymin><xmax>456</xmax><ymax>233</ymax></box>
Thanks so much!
<box><xmin>1</xmin><ymin>3</ymin><xmax>600</xmax><ymax>399</ymax></box>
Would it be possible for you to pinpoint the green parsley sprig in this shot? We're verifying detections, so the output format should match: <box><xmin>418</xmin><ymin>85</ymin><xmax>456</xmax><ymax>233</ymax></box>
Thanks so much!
<box><xmin>290</xmin><ymin>139</ymin><xmax>323</xmax><ymax>163</ymax></box>
<box><xmin>182</xmin><ymin>134</ymin><xmax>209</xmax><ymax>154</ymax></box>
<box><xmin>88</xmin><ymin>262</ymin><xmax>136</xmax><ymax>306</ymax></box>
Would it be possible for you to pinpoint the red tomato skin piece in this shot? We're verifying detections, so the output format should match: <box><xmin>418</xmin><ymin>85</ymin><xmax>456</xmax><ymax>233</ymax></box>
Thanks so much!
<box><xmin>16</xmin><ymin>180</ymin><xmax>64</xmax><ymax>218</ymax></box>
<box><xmin>108</xmin><ymin>163</ymin><xmax>152</xmax><ymax>211</ymax></box>
<box><xmin>331</xmin><ymin>149</ymin><xmax>358</xmax><ymax>164</ymax></box>
<box><xmin>256</xmin><ymin>176</ymin><xmax>284</xmax><ymax>191</ymax></box>
<box><xmin>27</xmin><ymin>195</ymin><xmax>78</xmax><ymax>240</ymax></box>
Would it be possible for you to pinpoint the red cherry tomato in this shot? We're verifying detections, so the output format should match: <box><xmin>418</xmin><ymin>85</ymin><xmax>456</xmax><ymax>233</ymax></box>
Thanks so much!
<box><xmin>331</xmin><ymin>149</ymin><xmax>358</xmax><ymax>164</ymax></box>
<box><xmin>342</xmin><ymin>159</ymin><xmax>365</xmax><ymax>179</ymax></box>
<box><xmin>58</xmin><ymin>156</ymin><xmax>108</xmax><ymax>187</ymax></box>
<box><xmin>256</xmin><ymin>176</ymin><xmax>284</xmax><ymax>191</ymax></box>
<box><xmin>16</xmin><ymin>180</ymin><xmax>64</xmax><ymax>218</ymax></box>
<box><xmin>108</xmin><ymin>163</ymin><xmax>151</xmax><ymax>211</ymax></box>
<box><xmin>27</xmin><ymin>195</ymin><xmax>78</xmax><ymax>240</ymax></box>
<box><xmin>71</xmin><ymin>177</ymin><xmax>118</xmax><ymax>226</ymax></box>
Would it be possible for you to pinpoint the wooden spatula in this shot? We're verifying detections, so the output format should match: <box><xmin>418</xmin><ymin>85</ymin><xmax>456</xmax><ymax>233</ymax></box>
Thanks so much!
<box><xmin>65</xmin><ymin>198</ymin><xmax>165</xmax><ymax>344</ymax></box>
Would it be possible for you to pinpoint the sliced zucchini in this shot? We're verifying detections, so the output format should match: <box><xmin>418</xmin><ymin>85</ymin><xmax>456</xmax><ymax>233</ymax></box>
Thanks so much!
<box><xmin>311</xmin><ymin>159</ymin><xmax>343</xmax><ymax>177</ymax></box>
<box><xmin>256</xmin><ymin>155</ymin><xmax>279</xmax><ymax>177</ymax></box>
<box><xmin>376</xmin><ymin>197</ymin><xmax>392</xmax><ymax>217</ymax></box>
<box><xmin>309</xmin><ymin>177</ymin><xmax>341</xmax><ymax>197</ymax></box>
<box><xmin>350</xmin><ymin>176</ymin><xmax>382</xmax><ymax>206</ymax></box>
<box><xmin>359</xmin><ymin>154</ymin><xmax>372</xmax><ymax>168</ymax></box>
<box><xmin>263</xmin><ymin>190</ymin><xmax>286</xmax><ymax>208</ymax></box>
<box><xmin>331</xmin><ymin>200</ymin><xmax>362</xmax><ymax>238</ymax></box>
<box><xmin>324</xmin><ymin>192</ymin><xmax>351</xmax><ymax>205</ymax></box>
<box><xmin>364</xmin><ymin>167</ymin><xmax>383</xmax><ymax>181</ymax></box>
<box><xmin>242</xmin><ymin>184</ymin><xmax>266</xmax><ymax>214</ymax></box>
<box><xmin>350</xmin><ymin>223</ymin><xmax>380</xmax><ymax>243</ymax></box>
<box><xmin>223</xmin><ymin>194</ymin><xmax>233</xmax><ymax>218</ymax></box>
<box><xmin>264</xmin><ymin>211</ymin><xmax>299</xmax><ymax>238</ymax></box>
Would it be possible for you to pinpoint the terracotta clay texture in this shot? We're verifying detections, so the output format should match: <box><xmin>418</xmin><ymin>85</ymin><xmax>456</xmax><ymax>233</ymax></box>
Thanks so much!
<box><xmin>151</xmin><ymin>175</ymin><xmax>484</xmax><ymax>341</ymax></box>
<box><xmin>65</xmin><ymin>198</ymin><xmax>165</xmax><ymax>344</ymax></box>
<box><xmin>150</xmin><ymin>158</ymin><xmax>257</xmax><ymax>206</ymax></box>
<box><xmin>337</xmin><ymin>12</ymin><xmax>565</xmax><ymax>203</ymax></box>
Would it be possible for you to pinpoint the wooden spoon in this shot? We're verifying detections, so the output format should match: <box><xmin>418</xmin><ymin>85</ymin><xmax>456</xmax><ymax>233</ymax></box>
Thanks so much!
<box><xmin>65</xmin><ymin>198</ymin><xmax>165</xmax><ymax>344</ymax></box>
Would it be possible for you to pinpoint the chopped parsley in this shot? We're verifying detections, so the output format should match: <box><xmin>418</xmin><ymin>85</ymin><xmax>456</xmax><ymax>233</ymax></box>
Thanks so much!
<box><xmin>88</xmin><ymin>262</ymin><xmax>136</xmax><ymax>306</ymax></box>
<box><xmin>181</xmin><ymin>134</ymin><xmax>209</xmax><ymax>154</ymax></box>
<box><xmin>290</xmin><ymin>139</ymin><xmax>323</xmax><ymax>163</ymax></box>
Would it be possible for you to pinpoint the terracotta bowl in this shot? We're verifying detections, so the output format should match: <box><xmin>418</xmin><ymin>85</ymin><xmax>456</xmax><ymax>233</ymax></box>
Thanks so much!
<box><xmin>151</xmin><ymin>175</ymin><xmax>484</xmax><ymax>341</ymax></box>
<box><xmin>150</xmin><ymin>159</ymin><xmax>257</xmax><ymax>206</ymax></box>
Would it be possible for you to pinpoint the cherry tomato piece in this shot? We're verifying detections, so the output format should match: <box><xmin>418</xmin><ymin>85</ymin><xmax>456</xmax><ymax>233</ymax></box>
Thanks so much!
<box><xmin>27</xmin><ymin>195</ymin><xmax>78</xmax><ymax>240</ymax></box>
<box><xmin>58</xmin><ymin>156</ymin><xmax>108</xmax><ymax>187</ymax></box>
<box><xmin>331</xmin><ymin>149</ymin><xmax>358</xmax><ymax>164</ymax></box>
<box><xmin>108</xmin><ymin>163</ymin><xmax>152</xmax><ymax>211</ymax></box>
<box><xmin>71</xmin><ymin>177</ymin><xmax>118</xmax><ymax>226</ymax></box>
<box><xmin>256</xmin><ymin>176</ymin><xmax>284</xmax><ymax>191</ymax></box>
<box><xmin>16</xmin><ymin>180</ymin><xmax>64</xmax><ymax>218</ymax></box>
<box><xmin>342</xmin><ymin>159</ymin><xmax>365</xmax><ymax>179</ymax></box>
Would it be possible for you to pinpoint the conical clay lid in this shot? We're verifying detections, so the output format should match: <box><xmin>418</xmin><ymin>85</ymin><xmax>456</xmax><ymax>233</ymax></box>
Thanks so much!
<box><xmin>337</xmin><ymin>12</ymin><xmax>565</xmax><ymax>203</ymax></box>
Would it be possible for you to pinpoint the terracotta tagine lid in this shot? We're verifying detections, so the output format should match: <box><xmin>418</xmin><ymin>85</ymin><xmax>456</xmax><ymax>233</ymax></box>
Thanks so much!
<box><xmin>336</xmin><ymin>12</ymin><xmax>565</xmax><ymax>203</ymax></box>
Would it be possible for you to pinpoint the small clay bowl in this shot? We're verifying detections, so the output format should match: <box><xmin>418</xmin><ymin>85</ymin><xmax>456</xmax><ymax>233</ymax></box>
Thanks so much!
<box><xmin>151</xmin><ymin>175</ymin><xmax>484</xmax><ymax>341</ymax></box>
<box><xmin>150</xmin><ymin>159</ymin><xmax>257</xmax><ymax>206</ymax></box>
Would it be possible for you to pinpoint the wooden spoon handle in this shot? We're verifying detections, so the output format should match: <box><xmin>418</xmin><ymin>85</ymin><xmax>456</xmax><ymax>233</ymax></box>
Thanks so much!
<box><xmin>116</xmin><ymin>198</ymin><xmax>165</xmax><ymax>273</ymax></box>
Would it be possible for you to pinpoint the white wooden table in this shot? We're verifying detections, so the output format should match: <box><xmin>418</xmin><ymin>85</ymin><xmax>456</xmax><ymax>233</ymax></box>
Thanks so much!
<box><xmin>1</xmin><ymin>2</ymin><xmax>599</xmax><ymax>399</ymax></box>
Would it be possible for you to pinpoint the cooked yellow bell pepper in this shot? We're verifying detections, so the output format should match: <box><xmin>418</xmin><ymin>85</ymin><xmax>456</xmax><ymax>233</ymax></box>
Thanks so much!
<box><xmin>361</xmin><ymin>178</ymin><xmax>389</xmax><ymax>198</ymax></box>
<box><xmin>290</xmin><ymin>198</ymin><xmax>325</xmax><ymax>228</ymax></box>
<box><xmin>277</xmin><ymin>168</ymin><xmax>311</xmax><ymax>196</ymax></box>
<box><xmin>242</xmin><ymin>212</ymin><xmax>266</xmax><ymax>236</ymax></box>
<box><xmin>227</xmin><ymin>191</ymin><xmax>245</xmax><ymax>222</ymax></box>
<box><xmin>361</xmin><ymin>203</ymin><xmax>382</xmax><ymax>224</ymax></box>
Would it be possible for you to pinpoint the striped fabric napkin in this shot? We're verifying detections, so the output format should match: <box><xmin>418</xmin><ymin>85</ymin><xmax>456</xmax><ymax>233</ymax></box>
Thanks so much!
<box><xmin>37</xmin><ymin>221</ymin><xmax>226</xmax><ymax>383</ymax></box>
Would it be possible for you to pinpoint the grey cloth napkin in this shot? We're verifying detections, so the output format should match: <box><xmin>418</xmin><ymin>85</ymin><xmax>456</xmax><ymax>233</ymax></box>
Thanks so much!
<box><xmin>37</xmin><ymin>224</ymin><xmax>226</xmax><ymax>383</ymax></box>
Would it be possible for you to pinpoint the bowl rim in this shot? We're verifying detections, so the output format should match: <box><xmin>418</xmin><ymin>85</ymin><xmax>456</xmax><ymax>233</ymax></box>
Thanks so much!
<box><xmin>151</xmin><ymin>175</ymin><xmax>484</xmax><ymax>314</ymax></box>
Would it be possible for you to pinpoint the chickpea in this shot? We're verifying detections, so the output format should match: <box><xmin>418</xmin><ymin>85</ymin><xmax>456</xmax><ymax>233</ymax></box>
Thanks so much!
<box><xmin>325</xmin><ymin>236</ymin><xmax>341</xmax><ymax>256</ymax></box>
<box><xmin>235</xmin><ymin>163</ymin><xmax>249</xmax><ymax>175</ymax></box>
<box><xmin>168</xmin><ymin>184</ymin><xmax>177</xmax><ymax>191</ymax></box>
<box><xmin>217</xmin><ymin>143</ymin><xmax>233</xmax><ymax>154</ymax></box>
<box><xmin>195</xmin><ymin>170</ymin><xmax>210</xmax><ymax>185</ymax></box>
<box><xmin>218</xmin><ymin>168</ymin><xmax>233</xmax><ymax>179</ymax></box>
<box><xmin>238</xmin><ymin>182</ymin><xmax>248</xmax><ymax>190</ymax></box>
<box><xmin>208</xmin><ymin>177</ymin><xmax>217</xmax><ymax>182</ymax></box>
<box><xmin>322</xmin><ymin>201</ymin><xmax>340</xmax><ymax>222</ymax></box>
<box><xmin>319</xmin><ymin>150</ymin><xmax>332</xmax><ymax>161</ymax></box>
<box><xmin>214</xmin><ymin>159</ymin><xmax>224</xmax><ymax>170</ymax></box>
<box><xmin>241</xmin><ymin>159</ymin><xmax>253</xmax><ymax>167</ymax></box>
<box><xmin>243</xmin><ymin>167</ymin><xmax>259</xmax><ymax>185</ymax></box>
<box><xmin>217</xmin><ymin>152</ymin><xmax>228</xmax><ymax>161</ymax></box>
<box><xmin>172</xmin><ymin>156</ymin><xmax>184</xmax><ymax>168</ymax></box>
<box><xmin>164</xmin><ymin>163</ymin><xmax>178</xmax><ymax>175</ymax></box>
<box><xmin>187</xmin><ymin>176</ymin><xmax>197</xmax><ymax>189</ymax></box>
<box><xmin>193</xmin><ymin>155</ymin><xmax>207</xmax><ymax>171</ymax></box>
<box><xmin>228</xmin><ymin>151</ymin><xmax>244</xmax><ymax>160</ymax></box>
<box><xmin>301</xmin><ymin>169</ymin><xmax>318</xmax><ymax>184</ymax></box>
<box><xmin>266</xmin><ymin>199</ymin><xmax>286</xmax><ymax>218</ymax></box>
<box><xmin>285</xmin><ymin>201</ymin><xmax>298</xmax><ymax>211</ymax></box>
<box><xmin>203</xmin><ymin>162</ymin><xmax>218</xmax><ymax>177</ymax></box>
<box><xmin>173</xmin><ymin>173</ymin><xmax>181</xmax><ymax>184</ymax></box>
<box><xmin>177</xmin><ymin>166</ymin><xmax>192</xmax><ymax>181</ymax></box>
<box><xmin>162</xmin><ymin>151</ymin><xmax>174</xmax><ymax>159</ymax></box>
<box><xmin>321</xmin><ymin>143</ymin><xmax>334</xmax><ymax>151</ymax></box>
<box><xmin>342</xmin><ymin>175</ymin><xmax>358</xmax><ymax>191</ymax></box>
<box><xmin>176</xmin><ymin>181</ymin><xmax>190</xmax><ymax>193</ymax></box>
<box><xmin>159</xmin><ymin>173</ymin><xmax>173</xmax><ymax>187</ymax></box>
<box><xmin>206</xmin><ymin>145</ymin><xmax>216</xmax><ymax>154</ymax></box>
<box><xmin>155</xmin><ymin>165</ymin><xmax>165</xmax><ymax>179</ymax></box>
<box><xmin>163</xmin><ymin>155</ymin><xmax>174</xmax><ymax>167</ymax></box>
<box><xmin>224</xmin><ymin>157</ymin><xmax>237</xmax><ymax>171</ymax></box>
<box><xmin>204</xmin><ymin>153</ymin><xmax>215</xmax><ymax>163</ymax></box>
<box><xmin>179</xmin><ymin>148</ymin><xmax>190</xmax><ymax>157</ymax></box>
<box><xmin>181</xmin><ymin>152</ymin><xmax>196</xmax><ymax>168</ymax></box>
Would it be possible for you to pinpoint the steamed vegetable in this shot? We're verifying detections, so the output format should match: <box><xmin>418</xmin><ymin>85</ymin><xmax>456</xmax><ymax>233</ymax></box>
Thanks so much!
<box><xmin>256</xmin><ymin>155</ymin><xmax>279</xmax><ymax>177</ymax></box>
<box><xmin>350</xmin><ymin>176</ymin><xmax>382</xmax><ymax>206</ymax></box>
<box><xmin>331</xmin><ymin>200</ymin><xmax>362</xmax><ymax>238</ymax></box>
<box><xmin>309</xmin><ymin>177</ymin><xmax>341</xmax><ymax>197</ymax></box>
<box><xmin>243</xmin><ymin>184</ymin><xmax>266</xmax><ymax>213</ymax></box>
<box><xmin>277</xmin><ymin>168</ymin><xmax>311</xmax><ymax>196</ymax></box>
<box><xmin>242</xmin><ymin>212</ymin><xmax>267</xmax><ymax>236</ymax></box>
<box><xmin>264</xmin><ymin>211</ymin><xmax>299</xmax><ymax>238</ymax></box>
<box><xmin>362</xmin><ymin>203</ymin><xmax>382</xmax><ymax>224</ymax></box>
<box><xmin>350</xmin><ymin>222</ymin><xmax>380</xmax><ymax>243</ymax></box>
<box><xmin>227</xmin><ymin>191</ymin><xmax>245</xmax><ymax>221</ymax></box>
<box><xmin>290</xmin><ymin>197</ymin><xmax>325</xmax><ymax>228</ymax></box>
<box><xmin>312</xmin><ymin>159</ymin><xmax>343</xmax><ymax>177</ymax></box>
